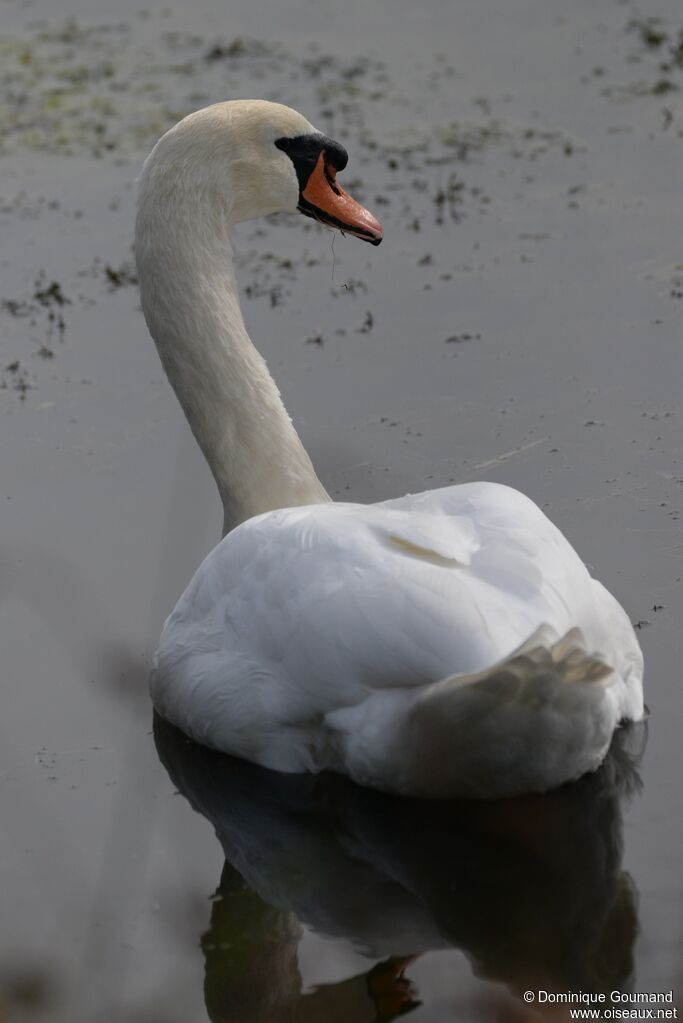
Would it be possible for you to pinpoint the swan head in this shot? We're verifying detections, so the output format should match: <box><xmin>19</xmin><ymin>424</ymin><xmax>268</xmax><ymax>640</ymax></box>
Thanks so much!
<box><xmin>140</xmin><ymin>99</ymin><xmax>383</xmax><ymax>244</ymax></box>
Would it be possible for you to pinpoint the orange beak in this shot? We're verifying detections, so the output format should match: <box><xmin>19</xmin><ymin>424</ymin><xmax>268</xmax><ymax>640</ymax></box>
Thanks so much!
<box><xmin>299</xmin><ymin>152</ymin><xmax>383</xmax><ymax>245</ymax></box>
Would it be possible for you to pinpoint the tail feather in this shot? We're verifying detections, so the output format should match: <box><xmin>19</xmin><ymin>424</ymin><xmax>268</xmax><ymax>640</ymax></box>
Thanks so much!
<box><xmin>433</xmin><ymin>625</ymin><xmax>613</xmax><ymax>696</ymax></box>
<box><xmin>404</xmin><ymin>625</ymin><xmax>618</xmax><ymax>798</ymax></box>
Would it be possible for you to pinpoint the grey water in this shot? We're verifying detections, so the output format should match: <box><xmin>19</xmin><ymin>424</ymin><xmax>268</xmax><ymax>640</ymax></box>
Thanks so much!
<box><xmin>1</xmin><ymin>0</ymin><xmax>682</xmax><ymax>1019</ymax></box>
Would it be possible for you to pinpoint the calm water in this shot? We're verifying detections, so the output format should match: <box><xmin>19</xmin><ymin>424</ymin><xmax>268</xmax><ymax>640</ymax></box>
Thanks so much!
<box><xmin>1</xmin><ymin>0</ymin><xmax>682</xmax><ymax>1019</ymax></box>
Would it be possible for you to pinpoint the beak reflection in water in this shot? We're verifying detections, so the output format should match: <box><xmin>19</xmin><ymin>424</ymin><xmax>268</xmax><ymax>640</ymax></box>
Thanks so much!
<box><xmin>154</xmin><ymin>715</ymin><xmax>646</xmax><ymax>1023</ymax></box>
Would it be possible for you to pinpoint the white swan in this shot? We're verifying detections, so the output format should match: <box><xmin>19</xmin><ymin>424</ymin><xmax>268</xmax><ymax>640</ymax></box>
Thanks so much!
<box><xmin>136</xmin><ymin>100</ymin><xmax>644</xmax><ymax>799</ymax></box>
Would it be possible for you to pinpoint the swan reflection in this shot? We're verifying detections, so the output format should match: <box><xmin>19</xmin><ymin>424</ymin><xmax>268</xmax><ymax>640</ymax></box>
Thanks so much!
<box><xmin>154</xmin><ymin>715</ymin><xmax>646</xmax><ymax>1022</ymax></box>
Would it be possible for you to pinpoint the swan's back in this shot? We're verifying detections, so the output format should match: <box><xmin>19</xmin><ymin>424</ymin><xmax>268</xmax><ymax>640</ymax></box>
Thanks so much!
<box><xmin>151</xmin><ymin>482</ymin><xmax>643</xmax><ymax>797</ymax></box>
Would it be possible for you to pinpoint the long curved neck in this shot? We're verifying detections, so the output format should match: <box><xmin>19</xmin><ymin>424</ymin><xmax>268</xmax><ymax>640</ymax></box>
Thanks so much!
<box><xmin>136</xmin><ymin>185</ymin><xmax>330</xmax><ymax>535</ymax></box>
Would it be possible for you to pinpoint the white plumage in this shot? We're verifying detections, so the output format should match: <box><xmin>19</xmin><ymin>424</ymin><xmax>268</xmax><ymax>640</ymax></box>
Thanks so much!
<box><xmin>152</xmin><ymin>482</ymin><xmax>643</xmax><ymax>797</ymax></box>
<box><xmin>138</xmin><ymin>101</ymin><xmax>644</xmax><ymax>798</ymax></box>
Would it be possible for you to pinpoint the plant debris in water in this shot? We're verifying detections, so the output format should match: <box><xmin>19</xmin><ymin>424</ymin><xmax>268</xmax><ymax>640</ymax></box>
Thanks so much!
<box><xmin>358</xmin><ymin>311</ymin><xmax>374</xmax><ymax>334</ymax></box>
<box><xmin>1</xmin><ymin>275</ymin><xmax>70</xmax><ymax>340</ymax></box>
<box><xmin>1</xmin><ymin>359</ymin><xmax>33</xmax><ymax>399</ymax></box>
<box><xmin>596</xmin><ymin>16</ymin><xmax>683</xmax><ymax>102</ymax></box>
<box><xmin>445</xmin><ymin>332</ymin><xmax>482</xmax><ymax>343</ymax></box>
<box><xmin>104</xmin><ymin>262</ymin><xmax>138</xmax><ymax>288</ymax></box>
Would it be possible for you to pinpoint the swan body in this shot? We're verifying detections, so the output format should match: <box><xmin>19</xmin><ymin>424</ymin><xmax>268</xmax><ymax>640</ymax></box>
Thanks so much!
<box><xmin>138</xmin><ymin>100</ymin><xmax>644</xmax><ymax>798</ymax></box>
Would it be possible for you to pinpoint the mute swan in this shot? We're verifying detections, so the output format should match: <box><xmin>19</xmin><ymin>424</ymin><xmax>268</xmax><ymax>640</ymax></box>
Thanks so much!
<box><xmin>136</xmin><ymin>100</ymin><xmax>644</xmax><ymax>798</ymax></box>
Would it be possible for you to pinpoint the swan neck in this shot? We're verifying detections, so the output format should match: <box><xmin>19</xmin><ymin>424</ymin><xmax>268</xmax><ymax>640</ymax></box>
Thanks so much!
<box><xmin>136</xmin><ymin>194</ymin><xmax>330</xmax><ymax>534</ymax></box>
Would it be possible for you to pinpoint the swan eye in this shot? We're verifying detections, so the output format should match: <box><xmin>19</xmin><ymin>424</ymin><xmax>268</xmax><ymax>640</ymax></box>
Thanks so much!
<box><xmin>274</xmin><ymin>133</ymin><xmax>348</xmax><ymax>192</ymax></box>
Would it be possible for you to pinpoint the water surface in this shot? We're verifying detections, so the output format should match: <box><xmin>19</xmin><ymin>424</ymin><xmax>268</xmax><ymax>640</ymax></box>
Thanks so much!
<box><xmin>1</xmin><ymin>0</ymin><xmax>682</xmax><ymax>1019</ymax></box>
